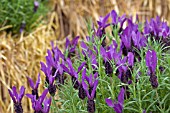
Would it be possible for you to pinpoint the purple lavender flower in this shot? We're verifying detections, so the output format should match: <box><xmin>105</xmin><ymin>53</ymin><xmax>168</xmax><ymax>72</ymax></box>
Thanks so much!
<box><xmin>143</xmin><ymin>109</ymin><xmax>152</xmax><ymax>113</ymax></box>
<box><xmin>83</xmin><ymin>46</ymin><xmax>98</xmax><ymax>72</ymax></box>
<box><xmin>65</xmin><ymin>36</ymin><xmax>79</xmax><ymax>58</ymax></box>
<box><xmin>115</xmin><ymin>55</ymin><xmax>131</xmax><ymax>98</ymax></box>
<box><xmin>47</xmin><ymin>73</ymin><xmax>57</xmax><ymax>96</ymax></box>
<box><xmin>149</xmin><ymin>17</ymin><xmax>161</xmax><ymax>37</ymax></box>
<box><xmin>8</xmin><ymin>86</ymin><xmax>25</xmax><ymax>113</ymax></box>
<box><xmin>104</xmin><ymin>61</ymin><xmax>113</xmax><ymax>75</ymax></box>
<box><xmin>41</xmin><ymin>60</ymin><xmax>57</xmax><ymax>96</ymax></box>
<box><xmin>159</xmin><ymin>22</ymin><xmax>170</xmax><ymax>38</ymax></box>
<box><xmin>78</xmin><ymin>83</ymin><xmax>87</xmax><ymax>100</ymax></box>
<box><xmin>56</xmin><ymin>61</ymin><xmax>65</xmax><ymax>86</ymax></box>
<box><xmin>34</xmin><ymin>1</ymin><xmax>39</xmax><ymax>12</ymax></box>
<box><xmin>119</xmin><ymin>18</ymin><xmax>141</xmax><ymax>56</ymax></box>
<box><xmin>118</xmin><ymin>15</ymin><xmax>126</xmax><ymax>32</ymax></box>
<box><xmin>145</xmin><ymin>50</ymin><xmax>158</xmax><ymax>88</ymax></box>
<box><xmin>120</xmin><ymin>28</ymin><xmax>132</xmax><ymax>50</ymax></box>
<box><xmin>111</xmin><ymin>10</ymin><xmax>118</xmax><ymax>25</ymax></box>
<box><xmin>96</xmin><ymin>12</ymin><xmax>111</xmax><ymax>47</ymax></box>
<box><xmin>105</xmin><ymin>87</ymin><xmax>125</xmax><ymax>113</ymax></box>
<box><xmin>41</xmin><ymin>47</ymin><xmax>65</xmax><ymax>87</ymax></box>
<box><xmin>131</xmin><ymin>31</ymin><xmax>139</xmax><ymax>48</ymax></box>
<box><xmin>82</xmin><ymin>68</ymin><xmax>98</xmax><ymax>113</ymax></box>
<box><xmin>124</xmin><ymin>52</ymin><xmax>134</xmax><ymax>82</ymax></box>
<box><xmin>19</xmin><ymin>22</ymin><xmax>26</xmax><ymax>33</ymax></box>
<box><xmin>86</xmin><ymin>36</ymin><xmax>95</xmax><ymax>43</ymax></box>
<box><xmin>41</xmin><ymin>50</ymin><xmax>56</xmax><ymax>82</ymax></box>
<box><xmin>107</xmin><ymin>41</ymin><xmax>122</xmax><ymax>65</ymax></box>
<box><xmin>143</xmin><ymin>110</ymin><xmax>146</xmax><ymax>113</ymax></box>
<box><xmin>132</xmin><ymin>31</ymin><xmax>147</xmax><ymax>49</ymax></box>
<box><xmin>144</xmin><ymin>16</ymin><xmax>170</xmax><ymax>42</ymax></box>
<box><xmin>97</xmin><ymin>9</ymin><xmax>126</xmax><ymax>31</ymax></box>
<box><xmin>82</xmin><ymin>68</ymin><xmax>98</xmax><ymax>99</ymax></box>
<box><xmin>81</xmin><ymin>41</ymin><xmax>95</xmax><ymax>56</ymax></box>
<box><xmin>61</xmin><ymin>58</ymin><xmax>86</xmax><ymax>89</ymax></box>
<box><xmin>27</xmin><ymin>73</ymin><xmax>40</xmax><ymax>99</ymax></box>
<box><xmin>26</xmin><ymin>89</ymin><xmax>51</xmax><ymax>113</ymax></box>
<box><xmin>144</xmin><ymin>19</ymin><xmax>151</xmax><ymax>36</ymax></box>
<box><xmin>87</xmin><ymin>99</ymin><xmax>95</xmax><ymax>113</ymax></box>
<box><xmin>127</xmin><ymin>52</ymin><xmax>134</xmax><ymax>67</ymax></box>
<box><xmin>97</xmin><ymin>12</ymin><xmax>110</xmax><ymax>28</ymax></box>
<box><xmin>100</xmin><ymin>46</ymin><xmax>113</xmax><ymax>61</ymax></box>
<box><xmin>45</xmin><ymin>49</ymin><xmax>56</xmax><ymax>68</ymax></box>
<box><xmin>127</xmin><ymin>18</ymin><xmax>138</xmax><ymax>32</ymax></box>
<box><xmin>81</xmin><ymin>41</ymin><xmax>98</xmax><ymax>74</ymax></box>
<box><xmin>61</xmin><ymin>59</ymin><xmax>87</xmax><ymax>100</ymax></box>
<box><xmin>149</xmin><ymin>75</ymin><xmax>158</xmax><ymax>89</ymax></box>
<box><xmin>159</xmin><ymin>66</ymin><xmax>165</xmax><ymax>72</ymax></box>
<box><xmin>110</xmin><ymin>10</ymin><xmax>126</xmax><ymax>33</ymax></box>
<box><xmin>40</xmin><ymin>62</ymin><xmax>51</xmax><ymax>83</ymax></box>
<box><xmin>100</xmin><ymin>46</ymin><xmax>113</xmax><ymax>75</ymax></box>
<box><xmin>51</xmin><ymin>43</ymin><xmax>65</xmax><ymax>60</ymax></box>
<box><xmin>118</xmin><ymin>65</ymin><xmax>128</xmax><ymax>83</ymax></box>
<box><xmin>145</xmin><ymin>50</ymin><xmax>157</xmax><ymax>74</ymax></box>
<box><xmin>115</xmin><ymin>56</ymin><xmax>127</xmax><ymax>79</ymax></box>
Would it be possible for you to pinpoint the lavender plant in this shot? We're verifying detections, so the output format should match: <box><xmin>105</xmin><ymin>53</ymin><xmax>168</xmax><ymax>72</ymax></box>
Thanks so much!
<box><xmin>8</xmin><ymin>86</ymin><xmax>25</xmax><ymax>113</ymax></box>
<box><xmin>0</xmin><ymin>0</ymin><xmax>48</xmax><ymax>34</ymax></box>
<box><xmin>8</xmin><ymin>10</ymin><xmax>170</xmax><ymax>113</ymax></box>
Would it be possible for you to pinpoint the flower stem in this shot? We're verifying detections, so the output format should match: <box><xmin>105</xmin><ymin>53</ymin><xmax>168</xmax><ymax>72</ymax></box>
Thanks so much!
<box><xmin>155</xmin><ymin>89</ymin><xmax>163</xmax><ymax>111</ymax></box>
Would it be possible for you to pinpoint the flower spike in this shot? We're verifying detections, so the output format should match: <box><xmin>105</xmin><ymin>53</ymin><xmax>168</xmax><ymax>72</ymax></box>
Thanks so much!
<box><xmin>8</xmin><ymin>86</ymin><xmax>25</xmax><ymax>113</ymax></box>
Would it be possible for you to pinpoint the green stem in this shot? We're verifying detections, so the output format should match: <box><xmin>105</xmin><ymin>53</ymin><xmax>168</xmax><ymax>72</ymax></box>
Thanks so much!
<box><xmin>52</xmin><ymin>97</ymin><xmax>57</xmax><ymax>113</ymax></box>
<box><xmin>97</xmin><ymin>39</ymin><xmax>102</xmax><ymax>77</ymax></box>
<box><xmin>52</xmin><ymin>96</ymin><xmax>60</xmax><ymax>113</ymax></box>
<box><xmin>137</xmin><ymin>82</ymin><xmax>143</xmax><ymax>113</ymax></box>
<box><xmin>155</xmin><ymin>90</ymin><xmax>163</xmax><ymax>111</ymax></box>
<box><xmin>133</xmin><ymin>82</ymin><xmax>136</xmax><ymax>99</ymax></box>
<box><xmin>71</xmin><ymin>99</ymin><xmax>76</xmax><ymax>113</ymax></box>
<box><xmin>111</xmin><ymin>76</ymin><xmax>115</xmax><ymax>99</ymax></box>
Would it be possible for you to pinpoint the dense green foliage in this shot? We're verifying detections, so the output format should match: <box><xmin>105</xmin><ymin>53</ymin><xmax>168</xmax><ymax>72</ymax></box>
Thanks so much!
<box><xmin>0</xmin><ymin>0</ymin><xmax>48</xmax><ymax>34</ymax></box>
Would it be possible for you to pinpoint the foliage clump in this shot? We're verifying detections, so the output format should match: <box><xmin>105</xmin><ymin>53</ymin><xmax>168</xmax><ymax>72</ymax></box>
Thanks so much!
<box><xmin>0</xmin><ymin>0</ymin><xmax>48</xmax><ymax>34</ymax></box>
<box><xmin>8</xmin><ymin>10</ymin><xmax>170</xmax><ymax>113</ymax></box>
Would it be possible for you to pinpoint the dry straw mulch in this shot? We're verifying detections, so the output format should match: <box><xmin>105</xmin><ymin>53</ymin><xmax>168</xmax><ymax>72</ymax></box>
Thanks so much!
<box><xmin>1</xmin><ymin>0</ymin><xmax>170</xmax><ymax>113</ymax></box>
<box><xmin>0</xmin><ymin>12</ymin><xmax>61</xmax><ymax>113</ymax></box>
<box><xmin>55</xmin><ymin>0</ymin><xmax>170</xmax><ymax>38</ymax></box>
